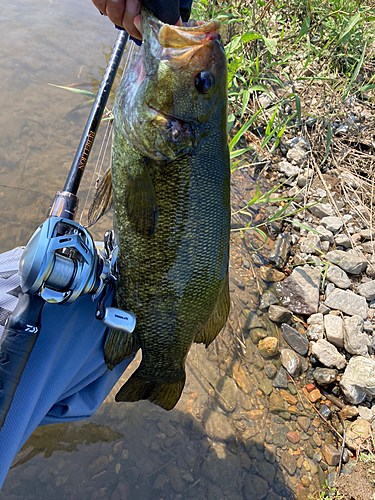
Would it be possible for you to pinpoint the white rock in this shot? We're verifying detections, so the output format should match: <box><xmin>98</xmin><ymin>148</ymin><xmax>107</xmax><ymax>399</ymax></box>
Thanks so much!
<box><xmin>326</xmin><ymin>265</ymin><xmax>351</xmax><ymax>289</ymax></box>
<box><xmin>358</xmin><ymin>281</ymin><xmax>375</xmax><ymax>301</ymax></box>
<box><xmin>321</xmin><ymin>217</ymin><xmax>343</xmax><ymax>233</ymax></box>
<box><xmin>324</xmin><ymin>314</ymin><xmax>344</xmax><ymax>348</ymax></box>
<box><xmin>311</xmin><ymin>339</ymin><xmax>347</xmax><ymax>369</ymax></box>
<box><xmin>325</xmin><ymin>289</ymin><xmax>368</xmax><ymax>319</ymax></box>
<box><xmin>278</xmin><ymin>161</ymin><xmax>299</xmax><ymax>177</ymax></box>
<box><xmin>316</xmin><ymin>225</ymin><xmax>334</xmax><ymax>243</ymax></box>
<box><xmin>340</xmin><ymin>356</ymin><xmax>375</xmax><ymax>404</ymax></box>
<box><xmin>307</xmin><ymin>313</ymin><xmax>324</xmax><ymax>325</ymax></box>
<box><xmin>344</xmin><ymin>315</ymin><xmax>371</xmax><ymax>357</ymax></box>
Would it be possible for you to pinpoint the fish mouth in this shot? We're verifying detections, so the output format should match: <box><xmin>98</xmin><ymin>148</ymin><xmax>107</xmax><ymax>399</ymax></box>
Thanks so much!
<box><xmin>143</xmin><ymin>8</ymin><xmax>222</xmax><ymax>65</ymax></box>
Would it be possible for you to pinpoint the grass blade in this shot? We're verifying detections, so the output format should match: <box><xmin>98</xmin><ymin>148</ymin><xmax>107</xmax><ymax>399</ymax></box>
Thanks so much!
<box><xmin>48</xmin><ymin>83</ymin><xmax>96</xmax><ymax>98</ymax></box>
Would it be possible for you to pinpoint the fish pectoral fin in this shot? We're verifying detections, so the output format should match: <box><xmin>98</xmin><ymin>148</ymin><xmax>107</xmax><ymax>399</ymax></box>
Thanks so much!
<box><xmin>194</xmin><ymin>274</ymin><xmax>230</xmax><ymax>347</ymax></box>
<box><xmin>125</xmin><ymin>164</ymin><xmax>158</xmax><ymax>236</ymax></box>
<box><xmin>87</xmin><ymin>167</ymin><xmax>113</xmax><ymax>226</ymax></box>
<box><xmin>115</xmin><ymin>368</ymin><xmax>186</xmax><ymax>411</ymax></box>
<box><xmin>104</xmin><ymin>328</ymin><xmax>140</xmax><ymax>370</ymax></box>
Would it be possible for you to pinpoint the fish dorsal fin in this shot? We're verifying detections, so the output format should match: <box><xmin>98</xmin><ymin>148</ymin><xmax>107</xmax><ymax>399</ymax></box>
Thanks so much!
<box><xmin>194</xmin><ymin>273</ymin><xmax>230</xmax><ymax>347</ymax></box>
<box><xmin>125</xmin><ymin>162</ymin><xmax>158</xmax><ymax>236</ymax></box>
<box><xmin>87</xmin><ymin>168</ymin><xmax>113</xmax><ymax>226</ymax></box>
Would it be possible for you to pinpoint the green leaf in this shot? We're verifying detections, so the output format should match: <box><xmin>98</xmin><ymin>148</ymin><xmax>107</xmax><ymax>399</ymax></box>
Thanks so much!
<box><xmin>320</xmin><ymin>121</ymin><xmax>332</xmax><ymax>167</ymax></box>
<box><xmin>241</xmin><ymin>89</ymin><xmax>250</xmax><ymax>117</ymax></box>
<box><xmin>295</xmin><ymin>95</ymin><xmax>301</xmax><ymax>122</ymax></box>
<box><xmin>48</xmin><ymin>83</ymin><xmax>96</xmax><ymax>98</ymax></box>
<box><xmin>285</xmin><ymin>219</ymin><xmax>320</xmax><ymax>234</ymax></box>
<box><xmin>230</xmin><ymin>147</ymin><xmax>253</xmax><ymax>159</ymax></box>
<box><xmin>359</xmin><ymin>84</ymin><xmax>375</xmax><ymax>92</ymax></box>
<box><xmin>253</xmin><ymin>227</ymin><xmax>268</xmax><ymax>244</ymax></box>
<box><xmin>265</xmin><ymin>106</ymin><xmax>278</xmax><ymax>135</ymax></box>
<box><xmin>229</xmin><ymin>108</ymin><xmax>262</xmax><ymax>152</ymax></box>
<box><xmin>247</xmin><ymin>182</ymin><xmax>261</xmax><ymax>207</ymax></box>
<box><xmin>337</xmin><ymin>12</ymin><xmax>361</xmax><ymax>44</ymax></box>
<box><xmin>297</xmin><ymin>16</ymin><xmax>311</xmax><ymax>41</ymax></box>
<box><xmin>225</xmin><ymin>36</ymin><xmax>242</xmax><ymax>56</ymax></box>
<box><xmin>227</xmin><ymin>113</ymin><xmax>236</xmax><ymax>134</ymax></box>
<box><xmin>241</xmin><ymin>31</ymin><xmax>262</xmax><ymax>43</ymax></box>
<box><xmin>343</xmin><ymin>42</ymin><xmax>367</xmax><ymax>100</ymax></box>
<box><xmin>263</xmin><ymin>37</ymin><xmax>277</xmax><ymax>55</ymax></box>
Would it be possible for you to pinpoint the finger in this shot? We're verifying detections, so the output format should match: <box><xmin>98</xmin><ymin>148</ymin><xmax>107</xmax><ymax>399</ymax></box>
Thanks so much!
<box><xmin>122</xmin><ymin>0</ymin><xmax>142</xmax><ymax>39</ymax></box>
<box><xmin>92</xmin><ymin>0</ymin><xmax>108</xmax><ymax>15</ymax></box>
<box><xmin>103</xmin><ymin>0</ymin><xmax>126</xmax><ymax>27</ymax></box>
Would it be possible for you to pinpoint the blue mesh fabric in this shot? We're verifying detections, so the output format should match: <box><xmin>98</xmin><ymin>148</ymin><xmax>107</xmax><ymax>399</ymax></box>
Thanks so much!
<box><xmin>0</xmin><ymin>248</ymin><xmax>134</xmax><ymax>487</ymax></box>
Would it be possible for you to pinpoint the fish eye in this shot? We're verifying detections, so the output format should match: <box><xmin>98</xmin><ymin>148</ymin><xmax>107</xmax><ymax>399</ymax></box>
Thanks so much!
<box><xmin>171</xmin><ymin>126</ymin><xmax>181</xmax><ymax>142</ymax></box>
<box><xmin>195</xmin><ymin>71</ymin><xmax>214</xmax><ymax>93</ymax></box>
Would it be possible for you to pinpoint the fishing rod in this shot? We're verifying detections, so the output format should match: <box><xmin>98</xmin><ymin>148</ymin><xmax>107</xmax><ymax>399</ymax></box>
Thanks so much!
<box><xmin>0</xmin><ymin>29</ymin><xmax>136</xmax><ymax>430</ymax></box>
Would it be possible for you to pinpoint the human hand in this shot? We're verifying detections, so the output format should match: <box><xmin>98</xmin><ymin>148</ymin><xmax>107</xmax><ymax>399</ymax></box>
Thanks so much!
<box><xmin>92</xmin><ymin>0</ymin><xmax>191</xmax><ymax>41</ymax></box>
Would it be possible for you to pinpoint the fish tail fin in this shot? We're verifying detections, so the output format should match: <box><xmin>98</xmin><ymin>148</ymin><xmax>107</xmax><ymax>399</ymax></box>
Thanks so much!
<box><xmin>115</xmin><ymin>369</ymin><xmax>186</xmax><ymax>411</ymax></box>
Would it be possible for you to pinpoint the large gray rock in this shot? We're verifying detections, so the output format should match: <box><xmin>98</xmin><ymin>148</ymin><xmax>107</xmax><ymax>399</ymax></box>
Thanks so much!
<box><xmin>300</xmin><ymin>232</ymin><xmax>322</xmax><ymax>255</ymax></box>
<box><xmin>278</xmin><ymin>160</ymin><xmax>299</xmax><ymax>177</ymax></box>
<box><xmin>325</xmin><ymin>289</ymin><xmax>368</xmax><ymax>319</ymax></box>
<box><xmin>320</xmin><ymin>217</ymin><xmax>343</xmax><ymax>233</ymax></box>
<box><xmin>325</xmin><ymin>250</ymin><xmax>367</xmax><ymax>275</ymax></box>
<box><xmin>340</xmin><ymin>356</ymin><xmax>375</xmax><ymax>404</ymax></box>
<box><xmin>276</xmin><ymin>267</ymin><xmax>321</xmax><ymax>315</ymax></box>
<box><xmin>268</xmin><ymin>305</ymin><xmax>292</xmax><ymax>323</ymax></box>
<box><xmin>326</xmin><ymin>264</ymin><xmax>351</xmax><ymax>289</ymax></box>
<box><xmin>358</xmin><ymin>281</ymin><xmax>375</xmax><ymax>301</ymax></box>
<box><xmin>324</xmin><ymin>314</ymin><xmax>344</xmax><ymax>348</ymax></box>
<box><xmin>281</xmin><ymin>324</ymin><xmax>309</xmax><ymax>355</ymax></box>
<box><xmin>334</xmin><ymin>234</ymin><xmax>352</xmax><ymax>248</ymax></box>
<box><xmin>311</xmin><ymin>339</ymin><xmax>347</xmax><ymax>369</ymax></box>
<box><xmin>287</xmin><ymin>145</ymin><xmax>308</xmax><ymax>165</ymax></box>
<box><xmin>280</xmin><ymin>348</ymin><xmax>301</xmax><ymax>377</ymax></box>
<box><xmin>316</xmin><ymin>225</ymin><xmax>334</xmax><ymax>244</ymax></box>
<box><xmin>308</xmin><ymin>203</ymin><xmax>335</xmax><ymax>219</ymax></box>
<box><xmin>344</xmin><ymin>315</ymin><xmax>371</xmax><ymax>357</ymax></box>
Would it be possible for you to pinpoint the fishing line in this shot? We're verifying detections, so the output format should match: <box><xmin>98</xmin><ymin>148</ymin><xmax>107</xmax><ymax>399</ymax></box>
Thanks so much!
<box><xmin>79</xmin><ymin>40</ymin><xmax>139</xmax><ymax>226</ymax></box>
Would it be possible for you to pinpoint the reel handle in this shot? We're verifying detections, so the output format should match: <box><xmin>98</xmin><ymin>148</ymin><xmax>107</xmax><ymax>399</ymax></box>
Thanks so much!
<box><xmin>0</xmin><ymin>293</ymin><xmax>44</xmax><ymax>428</ymax></box>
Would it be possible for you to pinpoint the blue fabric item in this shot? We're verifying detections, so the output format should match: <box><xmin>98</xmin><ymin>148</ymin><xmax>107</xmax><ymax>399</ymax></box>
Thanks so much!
<box><xmin>0</xmin><ymin>248</ymin><xmax>134</xmax><ymax>489</ymax></box>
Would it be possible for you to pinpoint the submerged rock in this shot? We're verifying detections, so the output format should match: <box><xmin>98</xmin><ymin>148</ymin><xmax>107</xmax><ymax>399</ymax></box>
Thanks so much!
<box><xmin>280</xmin><ymin>348</ymin><xmax>301</xmax><ymax>377</ymax></box>
<box><xmin>340</xmin><ymin>356</ymin><xmax>375</xmax><ymax>404</ymax></box>
<box><xmin>268</xmin><ymin>233</ymin><xmax>292</xmax><ymax>270</ymax></box>
<box><xmin>259</xmin><ymin>290</ymin><xmax>278</xmax><ymax>311</ymax></box>
<box><xmin>258</xmin><ymin>337</ymin><xmax>279</xmax><ymax>358</ymax></box>
<box><xmin>281</xmin><ymin>324</ymin><xmax>309</xmax><ymax>355</ymax></box>
<box><xmin>313</xmin><ymin>367</ymin><xmax>337</xmax><ymax>386</ymax></box>
<box><xmin>276</xmin><ymin>267</ymin><xmax>321</xmax><ymax>315</ymax></box>
<box><xmin>268</xmin><ymin>305</ymin><xmax>292</xmax><ymax>323</ymax></box>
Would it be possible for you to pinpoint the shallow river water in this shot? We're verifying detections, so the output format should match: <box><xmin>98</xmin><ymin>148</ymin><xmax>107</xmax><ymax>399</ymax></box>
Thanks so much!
<box><xmin>0</xmin><ymin>2</ymin><xmax>323</xmax><ymax>499</ymax></box>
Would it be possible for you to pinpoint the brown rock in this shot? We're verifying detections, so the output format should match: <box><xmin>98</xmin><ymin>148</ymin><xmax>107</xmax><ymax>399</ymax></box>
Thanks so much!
<box><xmin>89</xmin><ymin>456</ymin><xmax>109</xmax><ymax>475</ymax></box>
<box><xmin>111</xmin><ymin>482</ymin><xmax>128</xmax><ymax>500</ymax></box>
<box><xmin>258</xmin><ymin>337</ymin><xmax>279</xmax><ymax>357</ymax></box>
<box><xmin>247</xmin><ymin>410</ymin><xmax>263</xmax><ymax>420</ymax></box>
<box><xmin>301</xmin><ymin>476</ymin><xmax>311</xmax><ymax>487</ymax></box>
<box><xmin>113</xmin><ymin>441</ymin><xmax>123</xmax><ymax>455</ymax></box>
<box><xmin>233</xmin><ymin>362</ymin><xmax>252</xmax><ymax>394</ymax></box>
<box><xmin>346</xmin><ymin>419</ymin><xmax>371</xmax><ymax>451</ymax></box>
<box><xmin>260</xmin><ymin>266</ymin><xmax>285</xmax><ymax>282</ymax></box>
<box><xmin>269</xmin><ymin>391</ymin><xmax>284</xmax><ymax>409</ymax></box>
<box><xmin>313</xmin><ymin>433</ymin><xmax>322</xmax><ymax>447</ymax></box>
<box><xmin>281</xmin><ymin>451</ymin><xmax>297</xmax><ymax>475</ymax></box>
<box><xmin>166</xmin><ymin>464</ymin><xmax>184</xmax><ymax>492</ymax></box>
<box><xmin>297</xmin><ymin>416</ymin><xmax>310</xmax><ymax>432</ymax></box>
<box><xmin>286</xmin><ymin>432</ymin><xmax>300</xmax><ymax>444</ymax></box>
<box><xmin>308</xmin><ymin>389</ymin><xmax>322</xmax><ymax>403</ymax></box>
<box><xmin>321</xmin><ymin>443</ymin><xmax>340</xmax><ymax>466</ymax></box>
<box><xmin>239</xmin><ymin>451</ymin><xmax>251</xmax><ymax>470</ymax></box>
<box><xmin>279</xmin><ymin>389</ymin><xmax>298</xmax><ymax>406</ymax></box>
<box><xmin>340</xmin><ymin>405</ymin><xmax>359</xmax><ymax>420</ymax></box>
<box><xmin>303</xmin><ymin>460</ymin><xmax>310</xmax><ymax>472</ymax></box>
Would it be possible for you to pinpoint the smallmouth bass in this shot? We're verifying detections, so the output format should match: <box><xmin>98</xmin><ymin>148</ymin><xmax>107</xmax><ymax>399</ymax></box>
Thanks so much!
<box><xmin>89</xmin><ymin>8</ymin><xmax>230</xmax><ymax>410</ymax></box>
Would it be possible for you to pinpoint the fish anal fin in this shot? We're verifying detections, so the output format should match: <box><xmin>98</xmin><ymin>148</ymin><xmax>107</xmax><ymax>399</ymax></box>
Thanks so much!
<box><xmin>88</xmin><ymin>168</ymin><xmax>113</xmax><ymax>226</ymax></box>
<box><xmin>194</xmin><ymin>274</ymin><xmax>230</xmax><ymax>347</ymax></box>
<box><xmin>115</xmin><ymin>368</ymin><xmax>186</xmax><ymax>411</ymax></box>
<box><xmin>104</xmin><ymin>328</ymin><xmax>140</xmax><ymax>370</ymax></box>
<box><xmin>125</xmin><ymin>164</ymin><xmax>158</xmax><ymax>236</ymax></box>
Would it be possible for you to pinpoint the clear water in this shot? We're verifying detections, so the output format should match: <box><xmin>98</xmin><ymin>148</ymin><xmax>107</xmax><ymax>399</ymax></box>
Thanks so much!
<box><xmin>0</xmin><ymin>2</ymin><xmax>320</xmax><ymax>499</ymax></box>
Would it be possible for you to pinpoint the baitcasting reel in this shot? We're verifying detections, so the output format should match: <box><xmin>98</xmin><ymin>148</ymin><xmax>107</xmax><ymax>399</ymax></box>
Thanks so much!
<box><xmin>19</xmin><ymin>216</ymin><xmax>135</xmax><ymax>334</ymax></box>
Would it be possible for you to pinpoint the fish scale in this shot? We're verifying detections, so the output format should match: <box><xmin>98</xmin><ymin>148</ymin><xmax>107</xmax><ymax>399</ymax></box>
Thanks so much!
<box><xmin>89</xmin><ymin>8</ymin><xmax>230</xmax><ymax>410</ymax></box>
